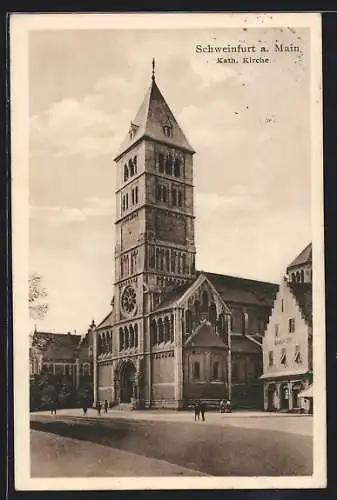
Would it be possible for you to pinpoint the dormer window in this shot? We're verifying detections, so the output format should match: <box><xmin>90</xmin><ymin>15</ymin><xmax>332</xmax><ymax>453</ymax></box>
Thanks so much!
<box><xmin>162</xmin><ymin>116</ymin><xmax>173</xmax><ymax>138</ymax></box>
<box><xmin>163</xmin><ymin>125</ymin><xmax>173</xmax><ymax>137</ymax></box>
<box><xmin>128</xmin><ymin>122</ymin><xmax>138</xmax><ymax>141</ymax></box>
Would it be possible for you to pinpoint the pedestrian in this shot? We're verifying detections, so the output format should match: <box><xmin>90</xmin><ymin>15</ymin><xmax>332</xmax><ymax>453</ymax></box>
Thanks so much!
<box><xmin>96</xmin><ymin>401</ymin><xmax>101</xmax><ymax>416</ymax></box>
<box><xmin>200</xmin><ymin>401</ymin><xmax>206</xmax><ymax>422</ymax></box>
<box><xmin>50</xmin><ymin>399</ymin><xmax>57</xmax><ymax>415</ymax></box>
<box><xmin>104</xmin><ymin>399</ymin><xmax>108</xmax><ymax>413</ymax></box>
<box><xmin>82</xmin><ymin>402</ymin><xmax>88</xmax><ymax>416</ymax></box>
<box><xmin>225</xmin><ymin>399</ymin><xmax>232</xmax><ymax>413</ymax></box>
<box><xmin>194</xmin><ymin>400</ymin><xmax>200</xmax><ymax>421</ymax></box>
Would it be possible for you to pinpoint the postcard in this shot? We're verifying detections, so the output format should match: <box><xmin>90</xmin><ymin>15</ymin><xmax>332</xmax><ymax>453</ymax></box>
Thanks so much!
<box><xmin>10</xmin><ymin>12</ymin><xmax>325</xmax><ymax>490</ymax></box>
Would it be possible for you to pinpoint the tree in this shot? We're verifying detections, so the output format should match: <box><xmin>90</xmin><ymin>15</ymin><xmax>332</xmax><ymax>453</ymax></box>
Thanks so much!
<box><xmin>29</xmin><ymin>273</ymin><xmax>48</xmax><ymax>319</ymax></box>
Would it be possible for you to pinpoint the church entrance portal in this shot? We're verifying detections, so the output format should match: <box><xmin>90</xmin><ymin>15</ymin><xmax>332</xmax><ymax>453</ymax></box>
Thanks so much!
<box><xmin>119</xmin><ymin>361</ymin><xmax>136</xmax><ymax>403</ymax></box>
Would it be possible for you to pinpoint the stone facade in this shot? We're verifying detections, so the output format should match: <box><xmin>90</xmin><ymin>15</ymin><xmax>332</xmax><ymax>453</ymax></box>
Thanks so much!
<box><xmin>29</xmin><ymin>329</ymin><xmax>92</xmax><ymax>388</ymax></box>
<box><xmin>261</xmin><ymin>245</ymin><xmax>313</xmax><ymax>413</ymax></box>
<box><xmin>93</xmin><ymin>68</ymin><xmax>278</xmax><ymax>410</ymax></box>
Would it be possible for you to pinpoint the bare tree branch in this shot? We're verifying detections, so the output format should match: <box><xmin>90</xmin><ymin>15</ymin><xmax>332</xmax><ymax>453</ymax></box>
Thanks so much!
<box><xmin>29</xmin><ymin>273</ymin><xmax>49</xmax><ymax>320</ymax></box>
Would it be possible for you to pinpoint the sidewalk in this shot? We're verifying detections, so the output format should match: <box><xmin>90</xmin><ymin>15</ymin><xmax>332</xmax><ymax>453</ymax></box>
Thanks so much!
<box><xmin>32</xmin><ymin>407</ymin><xmax>313</xmax><ymax>436</ymax></box>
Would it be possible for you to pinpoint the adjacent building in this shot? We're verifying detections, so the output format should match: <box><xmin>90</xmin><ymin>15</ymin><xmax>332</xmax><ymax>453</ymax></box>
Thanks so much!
<box><xmin>260</xmin><ymin>244</ymin><xmax>313</xmax><ymax>413</ymax></box>
<box><xmin>92</xmin><ymin>64</ymin><xmax>279</xmax><ymax>410</ymax></box>
<box><xmin>30</xmin><ymin>328</ymin><xmax>92</xmax><ymax>388</ymax></box>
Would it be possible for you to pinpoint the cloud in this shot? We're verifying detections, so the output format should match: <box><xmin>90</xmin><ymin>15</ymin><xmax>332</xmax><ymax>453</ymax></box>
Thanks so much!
<box><xmin>30</xmin><ymin>197</ymin><xmax>115</xmax><ymax>223</ymax></box>
<box><xmin>30</xmin><ymin>75</ymin><xmax>140</xmax><ymax>159</ymax></box>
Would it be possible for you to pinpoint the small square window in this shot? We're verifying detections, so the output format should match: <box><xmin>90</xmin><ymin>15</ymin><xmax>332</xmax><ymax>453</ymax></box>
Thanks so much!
<box><xmin>289</xmin><ymin>318</ymin><xmax>295</xmax><ymax>333</ymax></box>
<box><xmin>280</xmin><ymin>348</ymin><xmax>287</xmax><ymax>365</ymax></box>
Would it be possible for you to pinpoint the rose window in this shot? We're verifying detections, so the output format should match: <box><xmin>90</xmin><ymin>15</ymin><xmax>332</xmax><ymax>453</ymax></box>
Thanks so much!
<box><xmin>121</xmin><ymin>285</ymin><xmax>137</xmax><ymax>314</ymax></box>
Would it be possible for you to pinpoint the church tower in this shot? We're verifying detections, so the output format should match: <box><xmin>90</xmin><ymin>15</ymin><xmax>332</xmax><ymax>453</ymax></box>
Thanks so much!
<box><xmin>113</xmin><ymin>61</ymin><xmax>196</xmax><ymax>329</ymax></box>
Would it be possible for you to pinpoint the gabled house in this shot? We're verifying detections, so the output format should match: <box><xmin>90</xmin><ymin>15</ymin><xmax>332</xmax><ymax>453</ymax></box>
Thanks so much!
<box><xmin>261</xmin><ymin>244</ymin><xmax>313</xmax><ymax>413</ymax></box>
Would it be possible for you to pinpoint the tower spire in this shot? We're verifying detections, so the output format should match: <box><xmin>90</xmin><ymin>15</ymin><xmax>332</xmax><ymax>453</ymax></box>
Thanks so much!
<box><xmin>152</xmin><ymin>58</ymin><xmax>155</xmax><ymax>81</ymax></box>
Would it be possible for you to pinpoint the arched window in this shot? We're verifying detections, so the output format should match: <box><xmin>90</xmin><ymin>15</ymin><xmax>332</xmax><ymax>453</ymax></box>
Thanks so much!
<box><xmin>129</xmin><ymin>325</ymin><xmax>135</xmax><ymax>348</ymax></box>
<box><xmin>202</xmin><ymin>291</ymin><xmax>209</xmax><ymax>312</ymax></box>
<box><xmin>157</xmin><ymin>184</ymin><xmax>162</xmax><ymax>202</ymax></box>
<box><xmin>164</xmin><ymin>317</ymin><xmax>170</xmax><ymax>343</ymax></box>
<box><xmin>170</xmin><ymin>314</ymin><xmax>174</xmax><ymax>342</ymax></box>
<box><xmin>296</xmin><ymin>271</ymin><xmax>300</xmax><ymax>283</ymax></box>
<box><xmin>129</xmin><ymin>158</ymin><xmax>135</xmax><ymax>177</ymax></box>
<box><xmin>300</xmin><ymin>269</ymin><xmax>304</xmax><ymax>283</ymax></box>
<box><xmin>158</xmin><ymin>319</ymin><xmax>164</xmax><ymax>343</ymax></box>
<box><xmin>177</xmin><ymin>253</ymin><xmax>181</xmax><ymax>274</ymax></box>
<box><xmin>171</xmin><ymin>251</ymin><xmax>176</xmax><ymax>273</ymax></box>
<box><xmin>158</xmin><ymin>153</ymin><xmax>165</xmax><ymax>173</ymax></box>
<box><xmin>171</xmin><ymin>187</ymin><xmax>177</xmax><ymax>206</ymax></box>
<box><xmin>151</xmin><ymin>320</ymin><xmax>157</xmax><ymax>346</ymax></box>
<box><xmin>165</xmin><ymin>250</ymin><xmax>170</xmax><ymax>272</ymax></box>
<box><xmin>185</xmin><ymin>309</ymin><xmax>193</xmax><ymax>333</ymax></box>
<box><xmin>133</xmin><ymin>156</ymin><xmax>137</xmax><ymax>173</ymax></box>
<box><xmin>291</xmin><ymin>273</ymin><xmax>296</xmax><ymax>283</ymax></box>
<box><xmin>165</xmin><ymin>154</ymin><xmax>172</xmax><ymax>175</ymax></box>
<box><xmin>192</xmin><ymin>362</ymin><xmax>200</xmax><ymax>380</ymax></box>
<box><xmin>209</xmin><ymin>303</ymin><xmax>217</xmax><ymax>326</ymax></box>
<box><xmin>178</xmin><ymin>190</ymin><xmax>183</xmax><ymax>207</ymax></box>
<box><xmin>174</xmin><ymin>158</ymin><xmax>181</xmax><ymax>177</ymax></box>
<box><xmin>242</xmin><ymin>312</ymin><xmax>249</xmax><ymax>334</ymax></box>
<box><xmin>124</xmin><ymin>164</ymin><xmax>129</xmax><ymax>182</ymax></box>
<box><xmin>212</xmin><ymin>362</ymin><xmax>219</xmax><ymax>380</ymax></box>
<box><xmin>134</xmin><ymin>324</ymin><xmax>138</xmax><ymax>347</ymax></box>
<box><xmin>194</xmin><ymin>300</ymin><xmax>200</xmax><ymax>323</ymax></box>
<box><xmin>119</xmin><ymin>328</ymin><xmax>124</xmax><ymax>351</ymax></box>
<box><xmin>181</xmin><ymin>254</ymin><xmax>186</xmax><ymax>275</ymax></box>
<box><xmin>163</xmin><ymin>186</ymin><xmax>168</xmax><ymax>203</ymax></box>
<box><xmin>124</xmin><ymin>327</ymin><xmax>129</xmax><ymax>349</ymax></box>
<box><xmin>97</xmin><ymin>335</ymin><xmax>102</xmax><ymax>355</ymax></box>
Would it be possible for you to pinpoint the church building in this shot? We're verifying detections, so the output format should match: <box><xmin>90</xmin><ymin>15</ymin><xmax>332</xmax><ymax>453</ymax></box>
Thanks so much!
<box><xmin>91</xmin><ymin>63</ymin><xmax>278</xmax><ymax>410</ymax></box>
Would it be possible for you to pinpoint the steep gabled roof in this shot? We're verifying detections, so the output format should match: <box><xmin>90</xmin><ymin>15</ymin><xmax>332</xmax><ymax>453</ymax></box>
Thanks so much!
<box><xmin>31</xmin><ymin>331</ymin><xmax>83</xmax><ymax>362</ymax></box>
<box><xmin>231</xmin><ymin>335</ymin><xmax>261</xmax><ymax>354</ymax></box>
<box><xmin>287</xmin><ymin>243</ymin><xmax>312</xmax><ymax>270</ymax></box>
<box><xmin>154</xmin><ymin>281</ymin><xmax>195</xmax><ymax>311</ymax></box>
<box><xmin>287</xmin><ymin>282</ymin><xmax>312</xmax><ymax>327</ymax></box>
<box><xmin>115</xmin><ymin>77</ymin><xmax>195</xmax><ymax>160</ymax></box>
<box><xmin>203</xmin><ymin>272</ymin><xmax>278</xmax><ymax>307</ymax></box>
<box><xmin>185</xmin><ymin>322</ymin><xmax>225</xmax><ymax>348</ymax></box>
<box><xmin>97</xmin><ymin>311</ymin><xmax>114</xmax><ymax>330</ymax></box>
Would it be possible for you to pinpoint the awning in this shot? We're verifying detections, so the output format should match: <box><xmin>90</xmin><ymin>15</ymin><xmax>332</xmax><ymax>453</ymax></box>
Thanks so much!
<box><xmin>298</xmin><ymin>385</ymin><xmax>313</xmax><ymax>399</ymax></box>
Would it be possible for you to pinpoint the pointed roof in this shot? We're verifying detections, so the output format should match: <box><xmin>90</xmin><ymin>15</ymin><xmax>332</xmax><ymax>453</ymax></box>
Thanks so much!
<box><xmin>114</xmin><ymin>76</ymin><xmax>195</xmax><ymax>160</ymax></box>
<box><xmin>287</xmin><ymin>243</ymin><xmax>312</xmax><ymax>270</ymax></box>
<box><xmin>185</xmin><ymin>322</ymin><xmax>225</xmax><ymax>348</ymax></box>
<box><xmin>287</xmin><ymin>282</ymin><xmax>312</xmax><ymax>327</ymax></box>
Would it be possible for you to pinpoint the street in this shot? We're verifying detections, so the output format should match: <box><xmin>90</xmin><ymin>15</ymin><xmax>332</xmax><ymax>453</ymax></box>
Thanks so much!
<box><xmin>30</xmin><ymin>410</ymin><xmax>313</xmax><ymax>477</ymax></box>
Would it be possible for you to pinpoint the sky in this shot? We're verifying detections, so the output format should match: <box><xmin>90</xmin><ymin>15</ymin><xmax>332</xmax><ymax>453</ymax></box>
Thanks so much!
<box><xmin>29</xmin><ymin>27</ymin><xmax>311</xmax><ymax>334</ymax></box>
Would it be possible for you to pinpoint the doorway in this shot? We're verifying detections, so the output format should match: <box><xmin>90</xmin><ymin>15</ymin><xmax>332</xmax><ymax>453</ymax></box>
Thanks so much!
<box><xmin>280</xmin><ymin>384</ymin><xmax>290</xmax><ymax>410</ymax></box>
<box><xmin>267</xmin><ymin>385</ymin><xmax>277</xmax><ymax>411</ymax></box>
<box><xmin>119</xmin><ymin>361</ymin><xmax>136</xmax><ymax>403</ymax></box>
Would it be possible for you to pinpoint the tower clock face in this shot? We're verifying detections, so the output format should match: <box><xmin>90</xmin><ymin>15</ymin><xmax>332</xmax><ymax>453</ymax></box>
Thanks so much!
<box><xmin>121</xmin><ymin>285</ymin><xmax>137</xmax><ymax>315</ymax></box>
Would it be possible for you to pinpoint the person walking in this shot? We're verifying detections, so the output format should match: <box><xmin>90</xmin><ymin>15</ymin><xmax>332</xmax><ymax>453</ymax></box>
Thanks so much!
<box><xmin>82</xmin><ymin>401</ymin><xmax>88</xmax><ymax>416</ymax></box>
<box><xmin>194</xmin><ymin>400</ymin><xmax>200</xmax><ymax>421</ymax></box>
<box><xmin>104</xmin><ymin>399</ymin><xmax>108</xmax><ymax>414</ymax></box>
<box><xmin>225</xmin><ymin>399</ymin><xmax>232</xmax><ymax>413</ymax></box>
<box><xmin>96</xmin><ymin>401</ymin><xmax>102</xmax><ymax>416</ymax></box>
<box><xmin>200</xmin><ymin>401</ymin><xmax>206</xmax><ymax>422</ymax></box>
